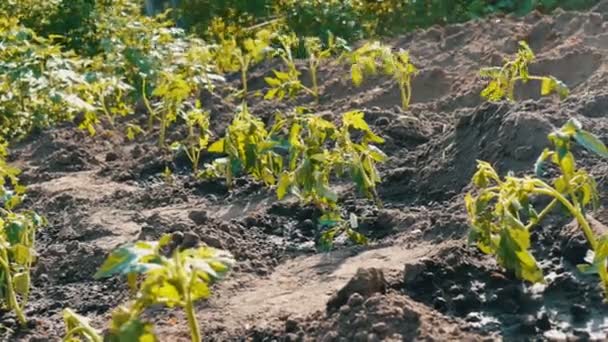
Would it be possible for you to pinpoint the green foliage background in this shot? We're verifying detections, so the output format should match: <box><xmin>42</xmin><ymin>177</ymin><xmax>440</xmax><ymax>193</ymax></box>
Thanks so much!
<box><xmin>1</xmin><ymin>0</ymin><xmax>599</xmax><ymax>49</ymax></box>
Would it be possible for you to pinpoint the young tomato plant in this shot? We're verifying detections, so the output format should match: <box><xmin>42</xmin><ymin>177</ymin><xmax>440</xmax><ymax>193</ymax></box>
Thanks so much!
<box><xmin>64</xmin><ymin>235</ymin><xmax>235</xmax><ymax>342</ymax></box>
<box><xmin>347</xmin><ymin>42</ymin><xmax>417</xmax><ymax>110</ymax></box>
<box><xmin>466</xmin><ymin>119</ymin><xmax>608</xmax><ymax>296</ymax></box>
<box><xmin>0</xmin><ymin>148</ymin><xmax>45</xmax><ymax>326</ymax></box>
<box><xmin>276</xmin><ymin>110</ymin><xmax>387</xmax><ymax>248</ymax></box>
<box><xmin>0</xmin><ymin>210</ymin><xmax>45</xmax><ymax>326</ymax></box>
<box><xmin>215</xmin><ymin>29</ymin><xmax>272</xmax><ymax>99</ymax></box>
<box><xmin>277</xmin><ymin>110</ymin><xmax>386</xmax><ymax>208</ymax></box>
<box><xmin>276</xmin><ymin>112</ymin><xmax>340</xmax><ymax>209</ymax></box>
<box><xmin>304</xmin><ymin>34</ymin><xmax>349</xmax><ymax>102</ymax></box>
<box><xmin>317</xmin><ymin>212</ymin><xmax>369</xmax><ymax>251</ymax></box>
<box><xmin>265</xmin><ymin>33</ymin><xmax>349</xmax><ymax>103</ymax></box>
<box><xmin>203</xmin><ymin>104</ymin><xmax>284</xmax><ymax>186</ymax></box>
<box><xmin>337</xmin><ymin>110</ymin><xmax>388</xmax><ymax>203</ymax></box>
<box><xmin>77</xmin><ymin>75</ymin><xmax>133</xmax><ymax>135</ymax></box>
<box><xmin>0</xmin><ymin>17</ymin><xmax>92</xmax><ymax>139</ymax></box>
<box><xmin>150</xmin><ymin>72</ymin><xmax>193</xmax><ymax>148</ymax></box>
<box><xmin>170</xmin><ymin>101</ymin><xmax>211</xmax><ymax>174</ymax></box>
<box><xmin>264</xmin><ymin>33</ymin><xmax>313</xmax><ymax>101</ymax></box>
<box><xmin>480</xmin><ymin>41</ymin><xmax>569</xmax><ymax>102</ymax></box>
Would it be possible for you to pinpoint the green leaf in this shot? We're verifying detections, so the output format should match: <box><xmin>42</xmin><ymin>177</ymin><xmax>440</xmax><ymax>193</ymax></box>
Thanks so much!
<box><xmin>318</xmin><ymin>211</ymin><xmax>341</xmax><ymax>228</ymax></box>
<box><xmin>261</xmin><ymin>167</ymin><xmax>276</xmax><ymax>185</ymax></box>
<box><xmin>277</xmin><ymin>173</ymin><xmax>292</xmax><ymax>200</ymax></box>
<box><xmin>581</xmin><ymin>182</ymin><xmax>594</xmax><ymax>206</ymax></box>
<box><xmin>63</xmin><ymin>309</ymin><xmax>102</xmax><ymax>342</ymax></box>
<box><xmin>155</xmin><ymin>282</ymin><xmax>181</xmax><ymax>306</ymax></box>
<box><xmin>189</xmin><ymin>280</ymin><xmax>211</xmax><ymax>301</ymax></box>
<box><xmin>479</xmin><ymin>67</ymin><xmax>502</xmax><ymax>78</ymax></box>
<box><xmin>343</xmin><ymin>111</ymin><xmax>370</xmax><ymax>132</ymax></box>
<box><xmin>541</xmin><ymin>77</ymin><xmax>554</xmax><ymax>96</ymax></box>
<box><xmin>497</xmin><ymin>226</ymin><xmax>544</xmax><ymax>283</ymax></box>
<box><xmin>13</xmin><ymin>272</ymin><xmax>30</xmax><ymax>295</ymax></box>
<box><xmin>273</xmin><ymin>70</ymin><xmax>291</xmax><ymax>82</ymax></box>
<box><xmin>6</xmin><ymin>221</ymin><xmax>25</xmax><ymax>244</ymax></box>
<box><xmin>127</xmin><ymin>272</ymin><xmax>138</xmax><ymax>293</ymax></box>
<box><xmin>317</xmin><ymin>184</ymin><xmax>338</xmax><ymax>203</ymax></box>
<box><xmin>94</xmin><ymin>242</ymin><xmax>158</xmax><ymax>279</ymax></box>
<box><xmin>560</xmin><ymin>152</ymin><xmax>575</xmax><ymax>177</ymax></box>
<box><xmin>560</xmin><ymin>118</ymin><xmax>581</xmax><ymax>136</ymax></box>
<box><xmin>347</xmin><ymin>229</ymin><xmax>368</xmax><ymax>245</ymax></box>
<box><xmin>574</xmin><ymin>130</ymin><xmax>608</xmax><ymax>158</ymax></box>
<box><xmin>351</xmin><ymin>65</ymin><xmax>363</xmax><ymax>86</ymax></box>
<box><xmin>540</xmin><ymin>77</ymin><xmax>569</xmax><ymax>99</ymax></box>
<box><xmin>264</xmin><ymin>87</ymin><xmax>279</xmax><ymax>100</ymax></box>
<box><xmin>311</xmin><ymin>153</ymin><xmax>326</xmax><ymax>162</ymax></box>
<box><xmin>13</xmin><ymin>244</ymin><xmax>32</xmax><ymax>265</ymax></box>
<box><xmin>481</xmin><ymin>80</ymin><xmax>503</xmax><ymax>101</ymax></box>
<box><xmin>368</xmin><ymin>145</ymin><xmax>387</xmax><ymax>162</ymax></box>
<box><xmin>62</xmin><ymin>93</ymin><xmax>96</xmax><ymax>112</ymax></box>
<box><xmin>111</xmin><ymin>318</ymin><xmax>157</xmax><ymax>342</ymax></box>
<box><xmin>265</xmin><ymin>77</ymin><xmax>281</xmax><ymax>87</ymax></box>
<box><xmin>208</xmin><ymin>138</ymin><xmax>225</xmax><ymax>153</ymax></box>
<box><xmin>318</xmin><ymin>227</ymin><xmax>338</xmax><ymax>251</ymax></box>
<box><xmin>185</xmin><ymin>247</ymin><xmax>235</xmax><ymax>284</ymax></box>
<box><xmin>578</xmin><ymin>263</ymin><xmax>596</xmax><ymax>274</ymax></box>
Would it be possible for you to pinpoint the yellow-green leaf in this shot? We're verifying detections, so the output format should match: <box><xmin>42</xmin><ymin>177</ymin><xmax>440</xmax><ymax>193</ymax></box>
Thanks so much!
<box><xmin>561</xmin><ymin>152</ymin><xmax>575</xmax><ymax>177</ymax></box>
<box><xmin>13</xmin><ymin>272</ymin><xmax>30</xmax><ymax>295</ymax></box>
<box><xmin>541</xmin><ymin>77</ymin><xmax>555</xmax><ymax>96</ymax></box>
<box><xmin>208</xmin><ymin>138</ymin><xmax>225</xmax><ymax>153</ymax></box>
<box><xmin>277</xmin><ymin>173</ymin><xmax>292</xmax><ymax>200</ymax></box>
<box><xmin>574</xmin><ymin>130</ymin><xmax>608</xmax><ymax>158</ymax></box>
<box><xmin>351</xmin><ymin>65</ymin><xmax>363</xmax><ymax>87</ymax></box>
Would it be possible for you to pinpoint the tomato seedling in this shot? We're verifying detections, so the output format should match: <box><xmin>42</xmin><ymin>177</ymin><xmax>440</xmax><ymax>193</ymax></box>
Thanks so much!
<box><xmin>276</xmin><ymin>109</ymin><xmax>386</xmax><ymax>248</ymax></box>
<box><xmin>0</xmin><ymin>150</ymin><xmax>45</xmax><ymax>326</ymax></box>
<box><xmin>480</xmin><ymin>41</ymin><xmax>569</xmax><ymax>102</ymax></box>
<box><xmin>317</xmin><ymin>212</ymin><xmax>368</xmax><ymax>251</ymax></box>
<box><xmin>77</xmin><ymin>75</ymin><xmax>133</xmax><ymax>135</ymax></box>
<box><xmin>215</xmin><ymin>29</ymin><xmax>272</xmax><ymax>99</ymax></box>
<box><xmin>170</xmin><ymin>101</ymin><xmax>211</xmax><ymax>174</ymax></box>
<box><xmin>466</xmin><ymin>119</ymin><xmax>608</xmax><ymax>297</ymax></box>
<box><xmin>64</xmin><ymin>235</ymin><xmax>235</xmax><ymax>342</ymax></box>
<box><xmin>0</xmin><ymin>211</ymin><xmax>44</xmax><ymax>326</ymax></box>
<box><xmin>204</xmin><ymin>104</ymin><xmax>284</xmax><ymax>186</ymax></box>
<box><xmin>265</xmin><ymin>33</ymin><xmax>349</xmax><ymax>103</ymax></box>
<box><xmin>347</xmin><ymin>41</ymin><xmax>417</xmax><ymax>110</ymax></box>
<box><xmin>264</xmin><ymin>33</ymin><xmax>312</xmax><ymax>101</ymax></box>
<box><xmin>0</xmin><ymin>17</ymin><xmax>93</xmax><ymax>139</ymax></box>
<box><xmin>277</xmin><ymin>110</ymin><xmax>386</xmax><ymax>208</ymax></box>
<box><xmin>304</xmin><ymin>34</ymin><xmax>349</xmax><ymax>102</ymax></box>
<box><xmin>150</xmin><ymin>72</ymin><xmax>193</xmax><ymax>147</ymax></box>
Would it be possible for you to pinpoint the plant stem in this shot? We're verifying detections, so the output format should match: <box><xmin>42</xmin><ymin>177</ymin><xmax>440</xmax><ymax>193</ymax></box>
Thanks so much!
<box><xmin>240</xmin><ymin>61</ymin><xmax>248</xmax><ymax>100</ymax></box>
<box><xmin>185</xmin><ymin>292</ymin><xmax>201</xmax><ymax>342</ymax></box>
<box><xmin>63</xmin><ymin>327</ymin><xmax>103</xmax><ymax>342</ymax></box>
<box><xmin>399</xmin><ymin>81</ymin><xmax>408</xmax><ymax>110</ymax></box>
<box><xmin>101</xmin><ymin>96</ymin><xmax>115</xmax><ymax>129</ymax></box>
<box><xmin>525</xmin><ymin>198</ymin><xmax>558</xmax><ymax>230</ymax></box>
<box><xmin>159</xmin><ymin>110</ymin><xmax>167</xmax><ymax>148</ymax></box>
<box><xmin>176</xmin><ymin>251</ymin><xmax>202</xmax><ymax>342</ymax></box>
<box><xmin>310</xmin><ymin>62</ymin><xmax>319</xmax><ymax>103</ymax></box>
<box><xmin>192</xmin><ymin>151</ymin><xmax>200</xmax><ymax>174</ymax></box>
<box><xmin>534</xmin><ymin>186</ymin><xmax>597</xmax><ymax>249</ymax></box>
<box><xmin>142</xmin><ymin>79</ymin><xmax>156</xmax><ymax>131</ymax></box>
<box><xmin>0</xmin><ymin>253</ymin><xmax>25</xmax><ymax>326</ymax></box>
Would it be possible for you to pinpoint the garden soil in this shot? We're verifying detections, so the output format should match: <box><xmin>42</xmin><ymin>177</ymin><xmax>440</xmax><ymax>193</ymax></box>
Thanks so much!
<box><xmin>4</xmin><ymin>2</ymin><xmax>608</xmax><ymax>341</ymax></box>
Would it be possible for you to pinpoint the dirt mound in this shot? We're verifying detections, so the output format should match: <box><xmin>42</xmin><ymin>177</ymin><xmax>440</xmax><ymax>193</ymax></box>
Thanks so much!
<box><xmin>3</xmin><ymin>3</ymin><xmax>608</xmax><ymax>341</ymax></box>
